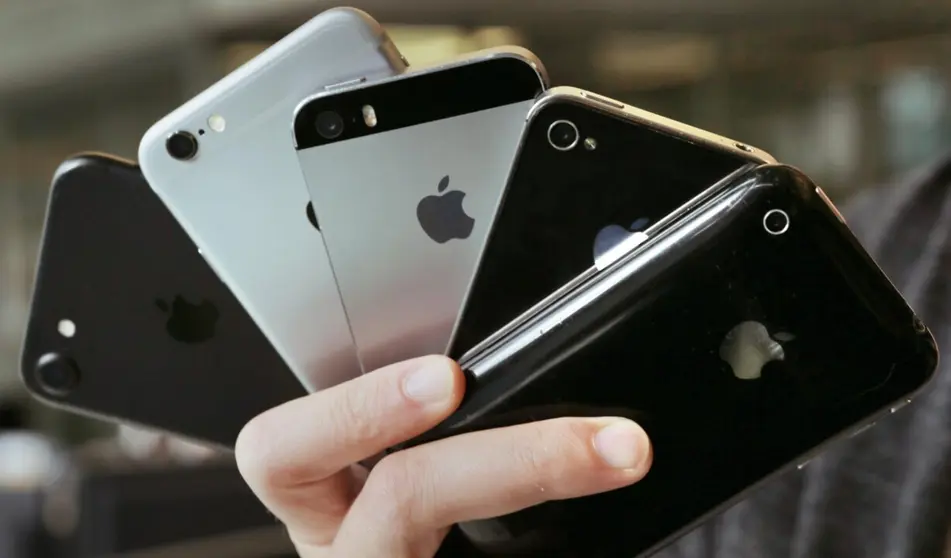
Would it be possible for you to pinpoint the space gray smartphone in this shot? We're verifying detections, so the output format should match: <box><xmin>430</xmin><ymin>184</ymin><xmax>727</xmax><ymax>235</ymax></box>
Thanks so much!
<box><xmin>292</xmin><ymin>48</ymin><xmax>548</xmax><ymax>373</ymax></box>
<box><xmin>139</xmin><ymin>8</ymin><xmax>408</xmax><ymax>393</ymax></box>
<box><xmin>416</xmin><ymin>164</ymin><xmax>939</xmax><ymax>557</ymax></box>
<box><xmin>21</xmin><ymin>154</ymin><xmax>306</xmax><ymax>449</ymax></box>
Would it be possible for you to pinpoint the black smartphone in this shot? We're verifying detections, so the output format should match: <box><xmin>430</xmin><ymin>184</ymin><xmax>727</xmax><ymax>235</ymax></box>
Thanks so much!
<box><xmin>20</xmin><ymin>154</ymin><xmax>306</xmax><ymax>449</ymax></box>
<box><xmin>447</xmin><ymin>86</ymin><xmax>775</xmax><ymax>359</ymax></box>
<box><xmin>425</xmin><ymin>165</ymin><xmax>939</xmax><ymax>557</ymax></box>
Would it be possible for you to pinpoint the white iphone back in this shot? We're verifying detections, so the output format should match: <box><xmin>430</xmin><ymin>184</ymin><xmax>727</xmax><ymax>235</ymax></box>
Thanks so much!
<box><xmin>138</xmin><ymin>8</ymin><xmax>408</xmax><ymax>391</ymax></box>
<box><xmin>293</xmin><ymin>51</ymin><xmax>547</xmax><ymax>372</ymax></box>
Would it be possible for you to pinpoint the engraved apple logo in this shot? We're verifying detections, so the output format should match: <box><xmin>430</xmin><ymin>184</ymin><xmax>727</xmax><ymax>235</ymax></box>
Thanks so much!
<box><xmin>155</xmin><ymin>295</ymin><xmax>219</xmax><ymax>344</ymax></box>
<box><xmin>416</xmin><ymin>175</ymin><xmax>475</xmax><ymax>244</ymax></box>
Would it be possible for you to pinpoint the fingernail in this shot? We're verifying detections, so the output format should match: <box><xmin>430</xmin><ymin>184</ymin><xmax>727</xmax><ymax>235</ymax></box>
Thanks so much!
<box><xmin>402</xmin><ymin>358</ymin><xmax>456</xmax><ymax>404</ymax></box>
<box><xmin>593</xmin><ymin>419</ymin><xmax>649</xmax><ymax>470</ymax></box>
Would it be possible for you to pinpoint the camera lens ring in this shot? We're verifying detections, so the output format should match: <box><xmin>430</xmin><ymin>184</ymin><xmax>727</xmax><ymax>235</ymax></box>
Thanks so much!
<box><xmin>763</xmin><ymin>209</ymin><xmax>790</xmax><ymax>236</ymax></box>
<box><xmin>166</xmin><ymin>131</ymin><xmax>199</xmax><ymax>161</ymax></box>
<box><xmin>34</xmin><ymin>352</ymin><xmax>81</xmax><ymax>397</ymax></box>
<box><xmin>547</xmin><ymin>120</ymin><xmax>580</xmax><ymax>151</ymax></box>
<box><xmin>315</xmin><ymin>111</ymin><xmax>345</xmax><ymax>140</ymax></box>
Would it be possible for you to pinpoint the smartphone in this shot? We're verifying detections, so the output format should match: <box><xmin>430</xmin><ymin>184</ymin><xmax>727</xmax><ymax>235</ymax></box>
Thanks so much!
<box><xmin>447</xmin><ymin>87</ymin><xmax>776</xmax><ymax>359</ymax></box>
<box><xmin>421</xmin><ymin>164</ymin><xmax>939</xmax><ymax>557</ymax></box>
<box><xmin>138</xmin><ymin>8</ymin><xmax>408</xmax><ymax>392</ymax></box>
<box><xmin>20</xmin><ymin>154</ymin><xmax>307</xmax><ymax>449</ymax></box>
<box><xmin>292</xmin><ymin>49</ymin><xmax>548</xmax><ymax>372</ymax></box>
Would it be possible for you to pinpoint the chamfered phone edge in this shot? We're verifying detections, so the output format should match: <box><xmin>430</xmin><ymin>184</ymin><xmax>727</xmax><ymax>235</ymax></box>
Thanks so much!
<box><xmin>292</xmin><ymin>47</ymin><xmax>549</xmax><ymax>373</ymax></box>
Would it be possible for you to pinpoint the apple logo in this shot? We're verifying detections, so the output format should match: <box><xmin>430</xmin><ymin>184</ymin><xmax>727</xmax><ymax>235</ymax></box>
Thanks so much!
<box><xmin>593</xmin><ymin>217</ymin><xmax>652</xmax><ymax>261</ymax></box>
<box><xmin>154</xmin><ymin>295</ymin><xmax>220</xmax><ymax>344</ymax></box>
<box><xmin>718</xmin><ymin>321</ymin><xmax>795</xmax><ymax>380</ymax></box>
<box><xmin>416</xmin><ymin>175</ymin><xmax>475</xmax><ymax>243</ymax></box>
<box><xmin>305</xmin><ymin>201</ymin><xmax>320</xmax><ymax>231</ymax></box>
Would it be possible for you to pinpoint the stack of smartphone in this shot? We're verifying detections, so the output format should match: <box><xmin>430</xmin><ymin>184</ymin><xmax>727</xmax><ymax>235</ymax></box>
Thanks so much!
<box><xmin>18</xmin><ymin>7</ymin><xmax>939</xmax><ymax>558</ymax></box>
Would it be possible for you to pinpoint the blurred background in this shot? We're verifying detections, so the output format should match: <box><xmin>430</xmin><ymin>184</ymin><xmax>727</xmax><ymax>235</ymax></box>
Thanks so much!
<box><xmin>2</xmin><ymin>0</ymin><xmax>951</xmax><ymax>555</ymax></box>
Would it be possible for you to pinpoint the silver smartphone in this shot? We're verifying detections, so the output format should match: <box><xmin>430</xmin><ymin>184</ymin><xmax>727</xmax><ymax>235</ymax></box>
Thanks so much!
<box><xmin>425</xmin><ymin>164</ymin><xmax>939</xmax><ymax>557</ymax></box>
<box><xmin>292</xmin><ymin>48</ymin><xmax>548</xmax><ymax>373</ymax></box>
<box><xmin>138</xmin><ymin>8</ymin><xmax>408</xmax><ymax>392</ymax></box>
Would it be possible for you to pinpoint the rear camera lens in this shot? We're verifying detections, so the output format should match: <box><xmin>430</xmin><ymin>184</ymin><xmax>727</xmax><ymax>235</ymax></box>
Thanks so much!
<box><xmin>166</xmin><ymin>131</ymin><xmax>198</xmax><ymax>161</ymax></box>
<box><xmin>315</xmin><ymin>111</ymin><xmax>345</xmax><ymax>140</ymax></box>
<box><xmin>548</xmin><ymin>120</ymin><xmax>579</xmax><ymax>151</ymax></box>
<box><xmin>763</xmin><ymin>209</ymin><xmax>790</xmax><ymax>235</ymax></box>
<box><xmin>34</xmin><ymin>353</ymin><xmax>81</xmax><ymax>397</ymax></box>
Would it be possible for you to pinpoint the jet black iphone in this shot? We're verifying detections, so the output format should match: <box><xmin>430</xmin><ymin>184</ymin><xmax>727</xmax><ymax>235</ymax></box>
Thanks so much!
<box><xmin>447</xmin><ymin>86</ymin><xmax>774</xmax><ymax>359</ymax></box>
<box><xmin>20</xmin><ymin>154</ymin><xmax>306</xmax><ymax>448</ymax></box>
<box><xmin>423</xmin><ymin>165</ymin><xmax>939</xmax><ymax>557</ymax></box>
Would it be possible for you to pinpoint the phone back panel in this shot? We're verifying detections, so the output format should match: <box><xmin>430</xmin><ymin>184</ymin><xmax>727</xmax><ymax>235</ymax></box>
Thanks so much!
<box><xmin>293</xmin><ymin>54</ymin><xmax>545</xmax><ymax>372</ymax></box>
<box><xmin>421</xmin><ymin>165</ymin><xmax>939</xmax><ymax>557</ymax></box>
<box><xmin>138</xmin><ymin>8</ymin><xmax>408</xmax><ymax>391</ymax></box>
<box><xmin>448</xmin><ymin>90</ymin><xmax>767</xmax><ymax>359</ymax></box>
<box><xmin>20</xmin><ymin>155</ymin><xmax>306</xmax><ymax>448</ymax></box>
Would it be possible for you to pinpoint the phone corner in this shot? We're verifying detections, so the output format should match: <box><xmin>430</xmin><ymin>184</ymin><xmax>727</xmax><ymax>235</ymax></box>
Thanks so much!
<box><xmin>524</xmin><ymin>87</ymin><xmax>575</xmax><ymax>121</ymax></box>
<box><xmin>507</xmin><ymin>46</ymin><xmax>551</xmax><ymax>87</ymax></box>
<box><xmin>743</xmin><ymin>146</ymin><xmax>778</xmax><ymax>166</ymax></box>
<box><xmin>313</xmin><ymin>7</ymin><xmax>396</xmax><ymax>60</ymax></box>
<box><xmin>378</xmin><ymin>35</ymin><xmax>410</xmax><ymax>74</ymax></box>
<box><xmin>288</xmin><ymin>98</ymin><xmax>310</xmax><ymax>148</ymax></box>
<box><xmin>17</xmin><ymin>337</ymin><xmax>46</xmax><ymax>407</ymax></box>
<box><xmin>746</xmin><ymin>163</ymin><xmax>814</xmax><ymax>198</ymax></box>
<box><xmin>51</xmin><ymin>154</ymin><xmax>96</xmax><ymax>184</ymax></box>
<box><xmin>478</xmin><ymin>46</ymin><xmax>549</xmax><ymax>90</ymax></box>
<box><xmin>911</xmin><ymin>323</ymin><xmax>941</xmax><ymax>389</ymax></box>
<box><xmin>318</xmin><ymin>6</ymin><xmax>384</xmax><ymax>34</ymax></box>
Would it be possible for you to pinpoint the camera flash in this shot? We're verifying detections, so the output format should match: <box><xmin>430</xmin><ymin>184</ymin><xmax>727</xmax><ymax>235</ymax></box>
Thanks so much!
<box><xmin>208</xmin><ymin>114</ymin><xmax>226</xmax><ymax>133</ymax></box>
<box><xmin>584</xmin><ymin>137</ymin><xmax>598</xmax><ymax>151</ymax></box>
<box><xmin>362</xmin><ymin>105</ymin><xmax>378</xmax><ymax>128</ymax></box>
<box><xmin>57</xmin><ymin>319</ymin><xmax>76</xmax><ymax>338</ymax></box>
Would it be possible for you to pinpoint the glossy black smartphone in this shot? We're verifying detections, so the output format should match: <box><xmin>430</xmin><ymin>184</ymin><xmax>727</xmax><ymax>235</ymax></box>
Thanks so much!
<box><xmin>447</xmin><ymin>86</ymin><xmax>775</xmax><ymax>359</ymax></box>
<box><xmin>20</xmin><ymin>154</ymin><xmax>306</xmax><ymax>449</ymax></box>
<box><xmin>424</xmin><ymin>165</ymin><xmax>939</xmax><ymax>557</ymax></box>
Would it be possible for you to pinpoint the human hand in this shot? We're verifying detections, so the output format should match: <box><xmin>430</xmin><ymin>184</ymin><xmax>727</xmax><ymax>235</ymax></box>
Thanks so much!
<box><xmin>235</xmin><ymin>355</ymin><xmax>652</xmax><ymax>558</ymax></box>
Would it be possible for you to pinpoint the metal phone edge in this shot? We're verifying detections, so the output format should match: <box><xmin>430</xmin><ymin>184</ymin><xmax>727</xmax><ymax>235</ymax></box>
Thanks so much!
<box><xmin>528</xmin><ymin>86</ymin><xmax>777</xmax><ymax>165</ymax></box>
<box><xmin>18</xmin><ymin>386</ymin><xmax>234</xmax><ymax>454</ymax></box>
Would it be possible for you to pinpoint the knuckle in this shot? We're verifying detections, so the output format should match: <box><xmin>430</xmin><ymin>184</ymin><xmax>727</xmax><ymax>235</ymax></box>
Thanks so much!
<box><xmin>509</xmin><ymin>419</ymin><xmax>589</xmax><ymax>484</ymax></box>
<box><xmin>233</xmin><ymin>413</ymin><xmax>283</xmax><ymax>490</ymax></box>
<box><xmin>366</xmin><ymin>453</ymin><xmax>416</xmax><ymax>512</ymax></box>
<box><xmin>364</xmin><ymin>452</ymin><xmax>435</xmax><ymax>527</ymax></box>
<box><xmin>232</xmin><ymin>375</ymin><xmax>400</xmax><ymax>494</ymax></box>
<box><xmin>234</xmin><ymin>404</ymin><xmax>334</xmax><ymax>491</ymax></box>
<box><xmin>509</xmin><ymin>424</ymin><xmax>551</xmax><ymax>476</ymax></box>
<box><xmin>328</xmin><ymin>381</ymin><xmax>385</xmax><ymax>442</ymax></box>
